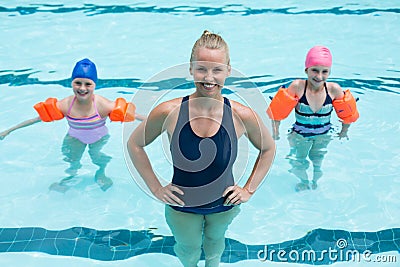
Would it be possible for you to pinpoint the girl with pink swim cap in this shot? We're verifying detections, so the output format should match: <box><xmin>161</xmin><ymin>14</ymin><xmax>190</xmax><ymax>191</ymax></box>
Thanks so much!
<box><xmin>0</xmin><ymin>59</ymin><xmax>145</xmax><ymax>192</ymax></box>
<box><xmin>269</xmin><ymin>45</ymin><xmax>358</xmax><ymax>191</ymax></box>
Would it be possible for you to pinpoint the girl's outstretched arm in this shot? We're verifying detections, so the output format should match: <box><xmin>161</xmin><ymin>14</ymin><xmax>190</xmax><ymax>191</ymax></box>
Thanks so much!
<box><xmin>135</xmin><ymin>113</ymin><xmax>146</xmax><ymax>122</ymax></box>
<box><xmin>0</xmin><ymin>117</ymin><xmax>41</xmax><ymax>140</ymax></box>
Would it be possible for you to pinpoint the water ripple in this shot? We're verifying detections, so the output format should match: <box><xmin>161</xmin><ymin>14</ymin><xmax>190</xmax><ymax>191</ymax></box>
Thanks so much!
<box><xmin>0</xmin><ymin>69</ymin><xmax>399</xmax><ymax>95</ymax></box>
<box><xmin>1</xmin><ymin>4</ymin><xmax>399</xmax><ymax>17</ymax></box>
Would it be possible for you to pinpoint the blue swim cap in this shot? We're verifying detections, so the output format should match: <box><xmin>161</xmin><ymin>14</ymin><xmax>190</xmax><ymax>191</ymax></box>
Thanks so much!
<box><xmin>71</xmin><ymin>58</ymin><xmax>98</xmax><ymax>83</ymax></box>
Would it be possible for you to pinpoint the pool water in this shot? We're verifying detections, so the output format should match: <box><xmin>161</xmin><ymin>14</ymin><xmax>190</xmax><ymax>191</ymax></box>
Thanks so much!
<box><xmin>0</xmin><ymin>1</ymin><xmax>399</xmax><ymax>266</ymax></box>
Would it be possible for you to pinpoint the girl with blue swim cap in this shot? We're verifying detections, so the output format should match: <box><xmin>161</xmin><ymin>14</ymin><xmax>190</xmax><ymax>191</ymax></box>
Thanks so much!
<box><xmin>0</xmin><ymin>58</ymin><xmax>145</xmax><ymax>192</ymax></box>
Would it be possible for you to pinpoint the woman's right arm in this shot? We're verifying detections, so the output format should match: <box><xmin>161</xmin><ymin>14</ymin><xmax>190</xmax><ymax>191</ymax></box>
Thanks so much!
<box><xmin>127</xmin><ymin>101</ymin><xmax>184</xmax><ymax>205</ymax></box>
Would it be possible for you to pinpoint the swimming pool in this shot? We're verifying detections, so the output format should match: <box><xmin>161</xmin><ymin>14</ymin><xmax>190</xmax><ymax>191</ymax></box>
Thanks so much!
<box><xmin>0</xmin><ymin>1</ymin><xmax>399</xmax><ymax>266</ymax></box>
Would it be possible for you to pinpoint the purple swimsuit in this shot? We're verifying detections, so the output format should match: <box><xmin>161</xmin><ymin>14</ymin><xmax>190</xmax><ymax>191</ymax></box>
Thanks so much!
<box><xmin>66</xmin><ymin>96</ymin><xmax>108</xmax><ymax>144</ymax></box>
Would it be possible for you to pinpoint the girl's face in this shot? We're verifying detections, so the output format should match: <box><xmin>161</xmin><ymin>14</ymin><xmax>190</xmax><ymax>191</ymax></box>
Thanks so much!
<box><xmin>305</xmin><ymin>65</ymin><xmax>330</xmax><ymax>88</ymax></box>
<box><xmin>71</xmin><ymin>78</ymin><xmax>95</xmax><ymax>100</ymax></box>
<box><xmin>190</xmin><ymin>47</ymin><xmax>231</xmax><ymax>98</ymax></box>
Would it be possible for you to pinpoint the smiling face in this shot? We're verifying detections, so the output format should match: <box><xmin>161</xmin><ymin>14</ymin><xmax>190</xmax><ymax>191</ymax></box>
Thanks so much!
<box><xmin>305</xmin><ymin>65</ymin><xmax>331</xmax><ymax>89</ymax></box>
<box><xmin>190</xmin><ymin>47</ymin><xmax>231</xmax><ymax>98</ymax></box>
<box><xmin>71</xmin><ymin>78</ymin><xmax>95</xmax><ymax>100</ymax></box>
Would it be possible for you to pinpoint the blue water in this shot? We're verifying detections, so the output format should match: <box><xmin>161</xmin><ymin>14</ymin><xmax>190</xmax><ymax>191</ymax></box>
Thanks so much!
<box><xmin>0</xmin><ymin>1</ymin><xmax>399</xmax><ymax>266</ymax></box>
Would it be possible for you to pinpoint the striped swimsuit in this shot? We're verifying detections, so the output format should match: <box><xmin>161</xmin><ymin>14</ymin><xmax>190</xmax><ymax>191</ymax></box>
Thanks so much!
<box><xmin>292</xmin><ymin>81</ymin><xmax>333</xmax><ymax>137</ymax></box>
<box><xmin>66</xmin><ymin>96</ymin><xmax>108</xmax><ymax>144</ymax></box>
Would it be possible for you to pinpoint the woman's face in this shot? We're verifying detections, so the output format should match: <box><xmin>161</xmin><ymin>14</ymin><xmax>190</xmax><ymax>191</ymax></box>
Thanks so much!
<box><xmin>190</xmin><ymin>47</ymin><xmax>231</xmax><ymax>98</ymax></box>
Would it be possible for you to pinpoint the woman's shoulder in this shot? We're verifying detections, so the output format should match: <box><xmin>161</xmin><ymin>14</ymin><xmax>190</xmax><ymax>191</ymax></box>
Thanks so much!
<box><xmin>229</xmin><ymin>99</ymin><xmax>266</xmax><ymax>136</ymax></box>
<box><xmin>150</xmin><ymin>97</ymin><xmax>183</xmax><ymax>118</ymax></box>
<box><xmin>158</xmin><ymin>97</ymin><xmax>182</xmax><ymax>110</ymax></box>
<box><xmin>229</xmin><ymin>99</ymin><xmax>250</xmax><ymax>111</ymax></box>
<box><xmin>229</xmin><ymin>100</ymin><xmax>258</xmax><ymax>121</ymax></box>
<box><xmin>143</xmin><ymin>97</ymin><xmax>183</xmax><ymax>131</ymax></box>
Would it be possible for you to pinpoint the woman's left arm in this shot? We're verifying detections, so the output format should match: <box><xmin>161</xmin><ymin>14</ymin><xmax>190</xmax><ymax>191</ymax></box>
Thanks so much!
<box><xmin>224</xmin><ymin>106</ymin><xmax>276</xmax><ymax>205</ymax></box>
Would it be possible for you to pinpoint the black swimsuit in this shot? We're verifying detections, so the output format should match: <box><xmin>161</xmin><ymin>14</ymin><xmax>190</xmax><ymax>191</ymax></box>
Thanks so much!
<box><xmin>170</xmin><ymin>96</ymin><xmax>238</xmax><ymax>214</ymax></box>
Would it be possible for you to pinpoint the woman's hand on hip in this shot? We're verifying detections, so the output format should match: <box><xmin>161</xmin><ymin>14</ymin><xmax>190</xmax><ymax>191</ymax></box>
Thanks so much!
<box><xmin>154</xmin><ymin>183</ymin><xmax>185</xmax><ymax>206</ymax></box>
<box><xmin>223</xmin><ymin>185</ymin><xmax>252</xmax><ymax>206</ymax></box>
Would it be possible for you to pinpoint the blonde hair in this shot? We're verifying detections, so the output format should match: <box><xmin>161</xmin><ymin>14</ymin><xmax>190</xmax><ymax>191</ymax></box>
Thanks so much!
<box><xmin>190</xmin><ymin>30</ymin><xmax>230</xmax><ymax>65</ymax></box>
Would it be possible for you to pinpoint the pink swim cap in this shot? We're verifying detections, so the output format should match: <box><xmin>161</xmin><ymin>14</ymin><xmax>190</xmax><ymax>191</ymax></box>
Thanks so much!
<box><xmin>305</xmin><ymin>46</ymin><xmax>332</xmax><ymax>68</ymax></box>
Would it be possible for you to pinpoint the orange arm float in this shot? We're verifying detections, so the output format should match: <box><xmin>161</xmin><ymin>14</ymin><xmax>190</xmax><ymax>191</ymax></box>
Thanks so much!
<box><xmin>333</xmin><ymin>89</ymin><xmax>359</xmax><ymax>124</ymax></box>
<box><xmin>109</xmin><ymin>98</ymin><xmax>136</xmax><ymax>122</ymax></box>
<box><xmin>33</xmin><ymin>98</ymin><xmax>64</xmax><ymax>122</ymax></box>
<box><xmin>266</xmin><ymin>87</ymin><xmax>299</xmax><ymax>121</ymax></box>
